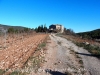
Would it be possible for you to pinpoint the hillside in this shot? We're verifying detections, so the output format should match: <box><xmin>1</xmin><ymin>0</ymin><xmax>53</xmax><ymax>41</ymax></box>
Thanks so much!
<box><xmin>0</xmin><ymin>24</ymin><xmax>27</xmax><ymax>30</ymax></box>
<box><xmin>77</xmin><ymin>29</ymin><xmax>100</xmax><ymax>39</ymax></box>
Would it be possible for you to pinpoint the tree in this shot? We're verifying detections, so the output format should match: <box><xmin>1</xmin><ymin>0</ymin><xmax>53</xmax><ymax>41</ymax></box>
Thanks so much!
<box><xmin>35</xmin><ymin>27</ymin><xmax>38</xmax><ymax>32</ymax></box>
<box><xmin>24</xmin><ymin>28</ymin><xmax>30</xmax><ymax>32</ymax></box>
<box><xmin>38</xmin><ymin>26</ymin><xmax>41</xmax><ymax>32</ymax></box>
<box><xmin>64</xmin><ymin>28</ymin><xmax>75</xmax><ymax>35</ymax></box>
<box><xmin>41</xmin><ymin>25</ymin><xmax>44</xmax><ymax>32</ymax></box>
<box><xmin>15</xmin><ymin>29</ymin><xmax>18</xmax><ymax>33</ymax></box>
<box><xmin>35</xmin><ymin>24</ymin><xmax>48</xmax><ymax>33</ymax></box>
<box><xmin>8</xmin><ymin>28</ymin><xmax>15</xmax><ymax>33</ymax></box>
<box><xmin>44</xmin><ymin>24</ymin><xmax>47</xmax><ymax>32</ymax></box>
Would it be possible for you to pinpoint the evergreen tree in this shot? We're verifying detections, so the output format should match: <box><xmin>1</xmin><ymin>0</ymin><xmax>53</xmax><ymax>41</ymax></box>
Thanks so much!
<box><xmin>8</xmin><ymin>28</ymin><xmax>15</xmax><ymax>33</ymax></box>
<box><xmin>41</xmin><ymin>25</ymin><xmax>43</xmax><ymax>32</ymax></box>
<box><xmin>24</xmin><ymin>28</ymin><xmax>29</xmax><ymax>32</ymax></box>
<box><xmin>38</xmin><ymin>26</ymin><xmax>41</xmax><ymax>32</ymax></box>
<box><xmin>44</xmin><ymin>24</ymin><xmax>47</xmax><ymax>32</ymax></box>
<box><xmin>35</xmin><ymin>27</ymin><xmax>38</xmax><ymax>32</ymax></box>
<box><xmin>35</xmin><ymin>24</ymin><xmax>48</xmax><ymax>33</ymax></box>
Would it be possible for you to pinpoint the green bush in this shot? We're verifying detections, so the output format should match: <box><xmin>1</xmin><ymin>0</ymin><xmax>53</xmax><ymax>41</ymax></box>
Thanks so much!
<box><xmin>0</xmin><ymin>69</ymin><xmax>5</xmax><ymax>75</ymax></box>
<box><xmin>84</xmin><ymin>44</ymin><xmax>94</xmax><ymax>51</ymax></box>
<box><xmin>39</xmin><ymin>42</ymin><xmax>46</xmax><ymax>48</ymax></box>
<box><xmin>75</xmin><ymin>42</ymin><xmax>100</xmax><ymax>56</ymax></box>
<box><xmin>10</xmin><ymin>71</ymin><xmax>26</xmax><ymax>75</ymax></box>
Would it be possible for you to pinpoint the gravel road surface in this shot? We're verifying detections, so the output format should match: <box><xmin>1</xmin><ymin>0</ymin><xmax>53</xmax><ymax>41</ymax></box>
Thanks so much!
<box><xmin>31</xmin><ymin>34</ymin><xmax>100</xmax><ymax>75</ymax></box>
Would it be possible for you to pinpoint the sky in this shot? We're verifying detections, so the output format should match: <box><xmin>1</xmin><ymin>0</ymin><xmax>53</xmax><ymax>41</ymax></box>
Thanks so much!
<box><xmin>0</xmin><ymin>0</ymin><xmax>100</xmax><ymax>33</ymax></box>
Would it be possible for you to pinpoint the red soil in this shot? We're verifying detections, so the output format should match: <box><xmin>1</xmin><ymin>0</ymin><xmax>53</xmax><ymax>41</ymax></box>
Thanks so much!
<box><xmin>0</xmin><ymin>33</ymin><xmax>48</xmax><ymax>70</ymax></box>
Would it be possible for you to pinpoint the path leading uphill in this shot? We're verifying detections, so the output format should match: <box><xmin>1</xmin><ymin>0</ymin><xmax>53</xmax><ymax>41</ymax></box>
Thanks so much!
<box><xmin>32</xmin><ymin>34</ymin><xmax>100</xmax><ymax>75</ymax></box>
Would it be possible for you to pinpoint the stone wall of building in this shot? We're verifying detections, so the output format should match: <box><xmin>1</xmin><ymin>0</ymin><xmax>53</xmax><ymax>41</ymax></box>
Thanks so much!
<box><xmin>49</xmin><ymin>24</ymin><xmax>64</xmax><ymax>33</ymax></box>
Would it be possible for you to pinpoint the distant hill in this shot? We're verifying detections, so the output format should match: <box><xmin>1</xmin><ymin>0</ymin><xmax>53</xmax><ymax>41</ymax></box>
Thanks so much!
<box><xmin>77</xmin><ymin>29</ymin><xmax>100</xmax><ymax>39</ymax></box>
<box><xmin>0</xmin><ymin>24</ymin><xmax>27</xmax><ymax>30</ymax></box>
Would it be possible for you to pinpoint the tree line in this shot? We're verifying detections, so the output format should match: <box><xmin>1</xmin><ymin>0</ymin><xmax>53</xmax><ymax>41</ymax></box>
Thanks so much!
<box><xmin>7</xmin><ymin>25</ymin><xmax>48</xmax><ymax>33</ymax></box>
<box><xmin>63</xmin><ymin>28</ymin><xmax>76</xmax><ymax>35</ymax></box>
<box><xmin>7</xmin><ymin>28</ymin><xmax>34</xmax><ymax>33</ymax></box>
<box><xmin>35</xmin><ymin>24</ymin><xmax>48</xmax><ymax>33</ymax></box>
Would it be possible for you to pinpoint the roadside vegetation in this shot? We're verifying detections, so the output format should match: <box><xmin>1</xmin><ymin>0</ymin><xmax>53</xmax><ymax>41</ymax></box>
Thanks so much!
<box><xmin>76</xmin><ymin>29</ymin><xmax>100</xmax><ymax>56</ymax></box>
<box><xmin>77</xmin><ymin>29</ymin><xmax>100</xmax><ymax>40</ymax></box>
<box><xmin>0</xmin><ymin>69</ymin><xmax>6</xmax><ymax>75</ymax></box>
<box><xmin>68</xmin><ymin>47</ymin><xmax>85</xmax><ymax>75</ymax></box>
<box><xmin>21</xmin><ymin>35</ymin><xmax>48</xmax><ymax>74</ymax></box>
<box><xmin>9</xmin><ymin>71</ymin><xmax>27</xmax><ymax>75</ymax></box>
<box><xmin>56</xmin><ymin>29</ymin><xmax>100</xmax><ymax>58</ymax></box>
<box><xmin>75</xmin><ymin>42</ymin><xmax>100</xmax><ymax>57</ymax></box>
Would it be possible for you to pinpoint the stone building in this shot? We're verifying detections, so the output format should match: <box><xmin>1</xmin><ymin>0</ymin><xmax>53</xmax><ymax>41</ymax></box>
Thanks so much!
<box><xmin>49</xmin><ymin>24</ymin><xmax>64</xmax><ymax>33</ymax></box>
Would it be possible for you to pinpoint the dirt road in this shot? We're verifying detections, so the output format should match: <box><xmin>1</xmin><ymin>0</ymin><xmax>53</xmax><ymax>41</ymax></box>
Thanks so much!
<box><xmin>57</xmin><ymin>35</ymin><xmax>100</xmax><ymax>75</ymax></box>
<box><xmin>32</xmin><ymin>34</ymin><xmax>100</xmax><ymax>75</ymax></box>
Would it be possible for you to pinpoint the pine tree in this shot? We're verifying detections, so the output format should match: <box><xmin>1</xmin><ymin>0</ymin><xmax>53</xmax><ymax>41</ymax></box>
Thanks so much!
<box><xmin>44</xmin><ymin>24</ymin><xmax>47</xmax><ymax>32</ymax></box>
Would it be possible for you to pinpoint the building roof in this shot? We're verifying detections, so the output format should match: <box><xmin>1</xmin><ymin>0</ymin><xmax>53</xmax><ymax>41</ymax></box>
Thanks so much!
<box><xmin>51</xmin><ymin>24</ymin><xmax>62</xmax><ymax>26</ymax></box>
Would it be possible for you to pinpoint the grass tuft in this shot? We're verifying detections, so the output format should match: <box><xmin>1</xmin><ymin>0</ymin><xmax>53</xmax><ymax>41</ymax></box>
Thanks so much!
<box><xmin>57</xmin><ymin>41</ymin><xmax>61</xmax><ymax>45</ymax></box>
<box><xmin>9</xmin><ymin>71</ymin><xmax>27</xmax><ymax>75</ymax></box>
<box><xmin>75</xmin><ymin>42</ymin><xmax>100</xmax><ymax>56</ymax></box>
<box><xmin>39</xmin><ymin>42</ymin><xmax>46</xmax><ymax>48</ymax></box>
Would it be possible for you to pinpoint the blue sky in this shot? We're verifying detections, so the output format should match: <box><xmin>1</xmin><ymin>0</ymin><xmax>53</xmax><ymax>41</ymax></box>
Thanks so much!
<box><xmin>0</xmin><ymin>0</ymin><xmax>100</xmax><ymax>33</ymax></box>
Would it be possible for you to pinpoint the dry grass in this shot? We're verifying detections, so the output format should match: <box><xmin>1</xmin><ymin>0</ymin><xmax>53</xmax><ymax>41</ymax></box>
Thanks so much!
<box><xmin>20</xmin><ymin>35</ymin><xmax>49</xmax><ymax>73</ymax></box>
<box><xmin>57</xmin><ymin>41</ymin><xmax>62</xmax><ymax>45</ymax></box>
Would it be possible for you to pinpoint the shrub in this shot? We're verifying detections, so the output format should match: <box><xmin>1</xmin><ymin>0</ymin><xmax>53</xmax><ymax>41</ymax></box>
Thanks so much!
<box><xmin>75</xmin><ymin>42</ymin><xmax>100</xmax><ymax>56</ymax></box>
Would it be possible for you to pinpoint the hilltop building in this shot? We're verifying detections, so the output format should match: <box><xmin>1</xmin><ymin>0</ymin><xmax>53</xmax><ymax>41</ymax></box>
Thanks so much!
<box><xmin>49</xmin><ymin>24</ymin><xmax>64</xmax><ymax>33</ymax></box>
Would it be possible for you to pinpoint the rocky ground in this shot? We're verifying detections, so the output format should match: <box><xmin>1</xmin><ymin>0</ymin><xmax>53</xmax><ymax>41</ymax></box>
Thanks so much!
<box><xmin>3</xmin><ymin>34</ymin><xmax>100</xmax><ymax>75</ymax></box>
<box><xmin>25</xmin><ymin>34</ymin><xmax>90</xmax><ymax>75</ymax></box>
<box><xmin>0</xmin><ymin>34</ymin><xmax>48</xmax><ymax>75</ymax></box>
